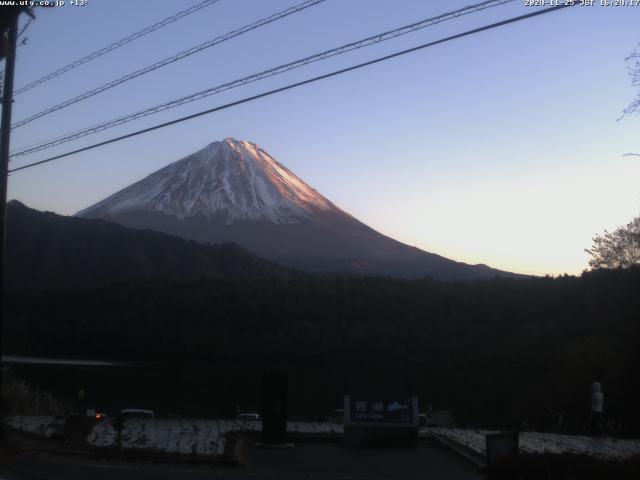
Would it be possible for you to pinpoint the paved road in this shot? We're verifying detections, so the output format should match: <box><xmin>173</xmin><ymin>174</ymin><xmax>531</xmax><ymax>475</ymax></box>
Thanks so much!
<box><xmin>1</xmin><ymin>441</ymin><xmax>484</xmax><ymax>480</ymax></box>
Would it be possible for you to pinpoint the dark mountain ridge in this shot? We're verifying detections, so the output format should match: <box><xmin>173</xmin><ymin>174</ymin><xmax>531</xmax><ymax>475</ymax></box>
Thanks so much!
<box><xmin>5</xmin><ymin>200</ymin><xmax>291</xmax><ymax>290</ymax></box>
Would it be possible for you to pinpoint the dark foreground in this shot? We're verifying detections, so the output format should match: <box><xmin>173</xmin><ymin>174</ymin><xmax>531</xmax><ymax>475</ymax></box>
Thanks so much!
<box><xmin>0</xmin><ymin>441</ymin><xmax>482</xmax><ymax>480</ymax></box>
<box><xmin>8</xmin><ymin>267</ymin><xmax>640</xmax><ymax>433</ymax></box>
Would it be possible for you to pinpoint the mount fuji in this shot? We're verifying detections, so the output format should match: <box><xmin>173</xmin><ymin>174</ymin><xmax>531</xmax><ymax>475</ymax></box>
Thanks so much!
<box><xmin>77</xmin><ymin>138</ymin><xmax>517</xmax><ymax>280</ymax></box>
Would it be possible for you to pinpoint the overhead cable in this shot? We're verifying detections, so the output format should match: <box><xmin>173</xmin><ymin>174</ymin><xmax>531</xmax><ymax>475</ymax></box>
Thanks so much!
<box><xmin>13</xmin><ymin>0</ymin><xmax>223</xmax><ymax>95</ymax></box>
<box><xmin>12</xmin><ymin>0</ymin><xmax>513</xmax><ymax>156</ymax></box>
<box><xmin>12</xmin><ymin>0</ymin><xmax>327</xmax><ymax>128</ymax></box>
<box><xmin>9</xmin><ymin>3</ymin><xmax>577</xmax><ymax>174</ymax></box>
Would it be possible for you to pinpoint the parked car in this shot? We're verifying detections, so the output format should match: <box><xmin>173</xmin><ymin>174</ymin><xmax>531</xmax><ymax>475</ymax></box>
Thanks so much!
<box><xmin>237</xmin><ymin>413</ymin><xmax>261</xmax><ymax>421</ymax></box>
<box><xmin>328</xmin><ymin>408</ymin><xmax>344</xmax><ymax>423</ymax></box>
<box><xmin>119</xmin><ymin>408</ymin><xmax>155</xmax><ymax>419</ymax></box>
<box><xmin>419</xmin><ymin>413</ymin><xmax>427</xmax><ymax>427</ymax></box>
<box><xmin>112</xmin><ymin>409</ymin><xmax>155</xmax><ymax>427</ymax></box>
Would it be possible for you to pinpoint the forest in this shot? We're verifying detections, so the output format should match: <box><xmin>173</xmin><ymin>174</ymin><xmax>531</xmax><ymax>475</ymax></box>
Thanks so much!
<box><xmin>4</xmin><ymin>266</ymin><xmax>640</xmax><ymax>435</ymax></box>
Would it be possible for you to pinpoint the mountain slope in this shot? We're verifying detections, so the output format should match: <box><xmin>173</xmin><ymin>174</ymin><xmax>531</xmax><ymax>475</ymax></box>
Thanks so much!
<box><xmin>5</xmin><ymin>201</ymin><xmax>291</xmax><ymax>290</ymax></box>
<box><xmin>77</xmin><ymin>138</ymin><xmax>520</xmax><ymax>280</ymax></box>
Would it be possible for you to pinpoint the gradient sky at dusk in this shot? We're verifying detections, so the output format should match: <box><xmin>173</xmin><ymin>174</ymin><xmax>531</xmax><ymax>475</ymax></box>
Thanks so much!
<box><xmin>6</xmin><ymin>0</ymin><xmax>640</xmax><ymax>275</ymax></box>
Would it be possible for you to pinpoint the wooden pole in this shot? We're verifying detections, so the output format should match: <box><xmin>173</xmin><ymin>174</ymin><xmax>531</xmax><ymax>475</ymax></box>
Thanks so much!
<box><xmin>0</xmin><ymin>11</ymin><xmax>19</xmax><ymax>436</ymax></box>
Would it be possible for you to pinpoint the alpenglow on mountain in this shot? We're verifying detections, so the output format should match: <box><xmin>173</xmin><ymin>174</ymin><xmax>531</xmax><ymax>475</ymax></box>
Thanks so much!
<box><xmin>77</xmin><ymin>138</ymin><xmax>517</xmax><ymax>280</ymax></box>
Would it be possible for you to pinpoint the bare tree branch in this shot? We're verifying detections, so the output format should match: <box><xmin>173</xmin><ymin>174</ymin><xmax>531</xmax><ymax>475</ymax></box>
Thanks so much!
<box><xmin>620</xmin><ymin>44</ymin><xmax>640</xmax><ymax>119</ymax></box>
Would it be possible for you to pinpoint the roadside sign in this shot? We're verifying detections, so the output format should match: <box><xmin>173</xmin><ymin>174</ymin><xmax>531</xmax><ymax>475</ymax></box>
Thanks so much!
<box><xmin>344</xmin><ymin>396</ymin><xmax>418</xmax><ymax>427</ymax></box>
<box><xmin>344</xmin><ymin>395</ymin><xmax>419</xmax><ymax>446</ymax></box>
<box><xmin>347</xmin><ymin>398</ymin><xmax>416</xmax><ymax>424</ymax></box>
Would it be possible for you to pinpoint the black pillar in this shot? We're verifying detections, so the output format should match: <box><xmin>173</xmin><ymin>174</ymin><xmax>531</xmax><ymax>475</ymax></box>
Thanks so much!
<box><xmin>261</xmin><ymin>371</ymin><xmax>288</xmax><ymax>444</ymax></box>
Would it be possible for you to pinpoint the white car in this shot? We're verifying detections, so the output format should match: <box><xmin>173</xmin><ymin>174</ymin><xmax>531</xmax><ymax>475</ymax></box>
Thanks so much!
<box><xmin>237</xmin><ymin>413</ymin><xmax>261</xmax><ymax>421</ymax></box>
<box><xmin>113</xmin><ymin>409</ymin><xmax>155</xmax><ymax>426</ymax></box>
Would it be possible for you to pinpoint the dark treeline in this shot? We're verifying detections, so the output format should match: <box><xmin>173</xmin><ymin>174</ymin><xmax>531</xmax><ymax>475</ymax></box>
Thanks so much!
<box><xmin>5</xmin><ymin>201</ymin><xmax>293</xmax><ymax>290</ymax></box>
<box><xmin>4</xmin><ymin>267</ymin><xmax>640</xmax><ymax>434</ymax></box>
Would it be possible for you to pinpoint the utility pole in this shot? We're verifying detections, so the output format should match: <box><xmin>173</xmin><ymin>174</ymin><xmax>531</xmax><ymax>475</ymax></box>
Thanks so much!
<box><xmin>0</xmin><ymin>11</ymin><xmax>19</xmax><ymax>437</ymax></box>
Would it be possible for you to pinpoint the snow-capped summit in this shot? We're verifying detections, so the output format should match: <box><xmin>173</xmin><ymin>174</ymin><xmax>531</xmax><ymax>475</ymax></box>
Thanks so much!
<box><xmin>77</xmin><ymin>138</ymin><xmax>519</xmax><ymax>280</ymax></box>
<box><xmin>77</xmin><ymin>138</ymin><xmax>339</xmax><ymax>224</ymax></box>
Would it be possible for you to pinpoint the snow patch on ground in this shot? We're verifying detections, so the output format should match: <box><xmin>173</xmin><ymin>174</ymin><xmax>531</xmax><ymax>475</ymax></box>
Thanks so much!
<box><xmin>17</xmin><ymin>416</ymin><xmax>634</xmax><ymax>461</ymax></box>
<box><xmin>6</xmin><ymin>416</ymin><xmax>66</xmax><ymax>438</ymax></box>
<box><xmin>422</xmin><ymin>427</ymin><xmax>640</xmax><ymax>460</ymax></box>
<box><xmin>287</xmin><ymin>421</ymin><xmax>343</xmax><ymax>435</ymax></box>
<box><xmin>87</xmin><ymin>419</ymin><xmax>233</xmax><ymax>456</ymax></box>
<box><xmin>86</xmin><ymin>419</ymin><xmax>343</xmax><ymax>457</ymax></box>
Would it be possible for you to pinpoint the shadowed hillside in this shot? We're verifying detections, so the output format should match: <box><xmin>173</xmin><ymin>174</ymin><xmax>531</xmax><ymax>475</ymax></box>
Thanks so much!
<box><xmin>5</xmin><ymin>200</ymin><xmax>292</xmax><ymax>290</ymax></box>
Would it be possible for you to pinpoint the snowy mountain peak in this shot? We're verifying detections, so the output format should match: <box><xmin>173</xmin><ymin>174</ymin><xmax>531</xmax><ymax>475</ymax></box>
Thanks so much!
<box><xmin>75</xmin><ymin>138</ymin><xmax>520</xmax><ymax>280</ymax></box>
<box><xmin>77</xmin><ymin>138</ymin><xmax>340</xmax><ymax>224</ymax></box>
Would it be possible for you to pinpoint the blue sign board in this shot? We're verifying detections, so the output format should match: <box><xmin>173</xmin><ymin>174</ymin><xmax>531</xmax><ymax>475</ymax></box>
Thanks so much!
<box><xmin>346</xmin><ymin>397</ymin><xmax>416</xmax><ymax>424</ymax></box>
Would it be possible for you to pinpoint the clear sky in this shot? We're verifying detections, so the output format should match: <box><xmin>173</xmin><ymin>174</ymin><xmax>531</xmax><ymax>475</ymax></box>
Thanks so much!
<box><xmin>5</xmin><ymin>0</ymin><xmax>640</xmax><ymax>276</ymax></box>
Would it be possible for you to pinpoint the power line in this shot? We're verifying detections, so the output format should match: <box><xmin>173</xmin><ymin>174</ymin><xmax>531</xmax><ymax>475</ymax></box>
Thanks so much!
<box><xmin>16</xmin><ymin>18</ymin><xmax>32</xmax><ymax>43</ymax></box>
<box><xmin>9</xmin><ymin>3</ymin><xmax>576</xmax><ymax>174</ymax></box>
<box><xmin>13</xmin><ymin>0</ymin><xmax>222</xmax><ymax>96</ymax></box>
<box><xmin>12</xmin><ymin>0</ymin><xmax>327</xmax><ymax>129</ymax></box>
<box><xmin>11</xmin><ymin>0</ymin><xmax>514</xmax><ymax>157</ymax></box>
